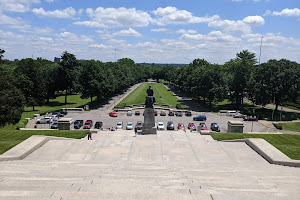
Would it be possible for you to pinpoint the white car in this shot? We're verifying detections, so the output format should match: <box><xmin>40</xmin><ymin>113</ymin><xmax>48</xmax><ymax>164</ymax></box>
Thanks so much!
<box><xmin>127</xmin><ymin>111</ymin><xmax>132</xmax><ymax>116</ymax></box>
<box><xmin>116</xmin><ymin>121</ymin><xmax>123</xmax><ymax>129</ymax></box>
<box><xmin>233</xmin><ymin>112</ymin><xmax>246</xmax><ymax>118</ymax></box>
<box><xmin>126</xmin><ymin>122</ymin><xmax>133</xmax><ymax>130</ymax></box>
<box><xmin>226</xmin><ymin>110</ymin><xmax>237</xmax><ymax>116</ymax></box>
<box><xmin>157</xmin><ymin>122</ymin><xmax>164</xmax><ymax>130</ymax></box>
<box><xmin>36</xmin><ymin>116</ymin><xmax>53</xmax><ymax>124</ymax></box>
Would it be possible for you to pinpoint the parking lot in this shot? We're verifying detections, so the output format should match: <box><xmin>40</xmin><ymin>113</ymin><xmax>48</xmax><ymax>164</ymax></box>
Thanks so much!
<box><xmin>35</xmin><ymin>109</ymin><xmax>267</xmax><ymax>133</ymax></box>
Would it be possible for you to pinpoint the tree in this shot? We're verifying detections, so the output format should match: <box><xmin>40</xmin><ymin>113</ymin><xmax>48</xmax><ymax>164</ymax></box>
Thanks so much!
<box><xmin>236</xmin><ymin>50</ymin><xmax>257</xmax><ymax>65</ymax></box>
<box><xmin>249</xmin><ymin>59</ymin><xmax>300</xmax><ymax>110</ymax></box>
<box><xmin>58</xmin><ymin>51</ymin><xmax>78</xmax><ymax>104</ymax></box>
<box><xmin>79</xmin><ymin>60</ymin><xmax>102</xmax><ymax>104</ymax></box>
<box><xmin>14</xmin><ymin>58</ymin><xmax>45</xmax><ymax>111</ymax></box>
<box><xmin>0</xmin><ymin>49</ymin><xmax>5</xmax><ymax>64</ymax></box>
<box><xmin>0</xmin><ymin>67</ymin><xmax>24</xmax><ymax>126</ymax></box>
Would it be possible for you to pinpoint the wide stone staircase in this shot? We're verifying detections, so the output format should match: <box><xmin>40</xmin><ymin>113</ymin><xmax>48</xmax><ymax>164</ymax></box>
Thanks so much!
<box><xmin>0</xmin><ymin>131</ymin><xmax>299</xmax><ymax>200</ymax></box>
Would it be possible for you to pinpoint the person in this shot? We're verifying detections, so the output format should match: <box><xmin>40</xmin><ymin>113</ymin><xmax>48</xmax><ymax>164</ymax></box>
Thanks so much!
<box><xmin>134</xmin><ymin>126</ymin><xmax>137</xmax><ymax>136</ymax></box>
<box><xmin>87</xmin><ymin>130</ymin><xmax>92</xmax><ymax>140</ymax></box>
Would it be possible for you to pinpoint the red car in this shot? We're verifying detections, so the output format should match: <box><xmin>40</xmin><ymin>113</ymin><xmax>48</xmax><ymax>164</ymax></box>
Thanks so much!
<box><xmin>190</xmin><ymin>125</ymin><xmax>196</xmax><ymax>131</ymax></box>
<box><xmin>177</xmin><ymin>123</ymin><xmax>185</xmax><ymax>130</ymax></box>
<box><xmin>200</xmin><ymin>123</ymin><xmax>208</xmax><ymax>130</ymax></box>
<box><xmin>109</xmin><ymin>112</ymin><xmax>118</xmax><ymax>117</ymax></box>
<box><xmin>83</xmin><ymin>120</ymin><xmax>93</xmax><ymax>129</ymax></box>
<box><xmin>188</xmin><ymin>123</ymin><xmax>195</xmax><ymax>129</ymax></box>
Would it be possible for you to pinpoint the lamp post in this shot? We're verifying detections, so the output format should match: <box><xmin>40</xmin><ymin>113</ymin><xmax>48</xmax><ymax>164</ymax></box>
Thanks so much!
<box><xmin>258</xmin><ymin>36</ymin><xmax>263</xmax><ymax>64</ymax></box>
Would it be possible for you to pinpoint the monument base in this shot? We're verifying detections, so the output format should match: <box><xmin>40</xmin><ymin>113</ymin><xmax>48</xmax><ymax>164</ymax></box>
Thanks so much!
<box><xmin>142</xmin><ymin>107</ymin><xmax>157</xmax><ymax>134</ymax></box>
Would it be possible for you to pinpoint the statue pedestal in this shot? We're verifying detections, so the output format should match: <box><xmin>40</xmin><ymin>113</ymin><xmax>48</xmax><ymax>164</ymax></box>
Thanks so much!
<box><xmin>142</xmin><ymin>107</ymin><xmax>157</xmax><ymax>134</ymax></box>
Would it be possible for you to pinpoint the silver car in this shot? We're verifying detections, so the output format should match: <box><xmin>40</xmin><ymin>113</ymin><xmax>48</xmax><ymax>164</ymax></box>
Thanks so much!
<box><xmin>126</xmin><ymin>122</ymin><xmax>133</xmax><ymax>130</ymax></box>
<box><xmin>116</xmin><ymin>121</ymin><xmax>123</xmax><ymax>129</ymax></box>
<box><xmin>36</xmin><ymin>116</ymin><xmax>53</xmax><ymax>124</ymax></box>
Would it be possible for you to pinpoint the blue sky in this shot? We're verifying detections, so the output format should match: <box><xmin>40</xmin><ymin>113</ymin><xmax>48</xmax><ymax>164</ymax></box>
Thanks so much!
<box><xmin>1</xmin><ymin>0</ymin><xmax>300</xmax><ymax>64</ymax></box>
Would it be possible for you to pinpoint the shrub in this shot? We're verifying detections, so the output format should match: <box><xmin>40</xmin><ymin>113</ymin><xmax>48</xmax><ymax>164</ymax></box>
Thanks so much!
<box><xmin>114</xmin><ymin>103</ymin><xmax>126</xmax><ymax>109</ymax></box>
<box><xmin>274</xmin><ymin>123</ymin><xmax>282</xmax><ymax>130</ymax></box>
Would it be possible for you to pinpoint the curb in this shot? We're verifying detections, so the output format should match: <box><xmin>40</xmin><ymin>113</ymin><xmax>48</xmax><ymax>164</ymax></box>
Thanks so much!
<box><xmin>222</xmin><ymin>138</ymin><xmax>300</xmax><ymax>167</ymax></box>
<box><xmin>0</xmin><ymin>135</ymin><xmax>74</xmax><ymax>162</ymax></box>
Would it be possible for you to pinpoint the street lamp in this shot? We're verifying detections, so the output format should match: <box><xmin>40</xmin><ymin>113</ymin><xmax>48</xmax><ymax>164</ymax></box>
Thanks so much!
<box><xmin>258</xmin><ymin>36</ymin><xmax>264</xmax><ymax>64</ymax></box>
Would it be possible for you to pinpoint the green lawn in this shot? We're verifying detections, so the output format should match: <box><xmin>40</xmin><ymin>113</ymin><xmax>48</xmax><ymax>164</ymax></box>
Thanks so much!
<box><xmin>0</xmin><ymin>130</ymin><xmax>87</xmax><ymax>155</ymax></box>
<box><xmin>115</xmin><ymin>83</ymin><xmax>187</xmax><ymax>108</ymax></box>
<box><xmin>3</xmin><ymin>94</ymin><xmax>91</xmax><ymax>130</ymax></box>
<box><xmin>277</xmin><ymin>122</ymin><xmax>300</xmax><ymax>132</ymax></box>
<box><xmin>211</xmin><ymin>133</ymin><xmax>300</xmax><ymax>160</ymax></box>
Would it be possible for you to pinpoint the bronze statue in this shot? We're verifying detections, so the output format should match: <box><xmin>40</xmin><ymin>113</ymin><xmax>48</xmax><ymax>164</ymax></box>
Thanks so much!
<box><xmin>145</xmin><ymin>85</ymin><xmax>155</xmax><ymax>108</ymax></box>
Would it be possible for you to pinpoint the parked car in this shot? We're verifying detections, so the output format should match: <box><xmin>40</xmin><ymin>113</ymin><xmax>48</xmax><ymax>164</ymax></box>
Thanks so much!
<box><xmin>127</xmin><ymin>111</ymin><xmax>132</xmax><ymax>116</ymax></box>
<box><xmin>157</xmin><ymin>122</ymin><xmax>164</xmax><ymax>130</ymax></box>
<box><xmin>193</xmin><ymin>115</ymin><xmax>207</xmax><ymax>121</ymax></box>
<box><xmin>185</xmin><ymin>111</ymin><xmax>192</xmax><ymax>116</ymax></box>
<box><xmin>83</xmin><ymin>120</ymin><xmax>93</xmax><ymax>129</ymax></box>
<box><xmin>226</xmin><ymin>110</ymin><xmax>238</xmax><ymax>116</ymax></box>
<box><xmin>167</xmin><ymin>121</ymin><xmax>174</xmax><ymax>130</ymax></box>
<box><xmin>109</xmin><ymin>112</ymin><xmax>118</xmax><ymax>117</ymax></box>
<box><xmin>36</xmin><ymin>116</ymin><xmax>53</xmax><ymax>124</ymax></box>
<box><xmin>95</xmin><ymin>121</ymin><xmax>103</xmax><ymax>129</ymax></box>
<box><xmin>61</xmin><ymin>110</ymin><xmax>68</xmax><ymax>115</ymax></box>
<box><xmin>74</xmin><ymin>120</ymin><xmax>84</xmax><ymax>129</ymax></box>
<box><xmin>160</xmin><ymin>110</ymin><xmax>166</xmax><ymax>116</ymax></box>
<box><xmin>51</xmin><ymin>122</ymin><xmax>58</xmax><ymax>129</ymax></box>
<box><xmin>52</xmin><ymin>112</ymin><xmax>64</xmax><ymax>118</ymax></box>
<box><xmin>135</xmin><ymin>111</ymin><xmax>140</xmax><ymax>115</ymax></box>
<box><xmin>116</xmin><ymin>121</ymin><xmax>123</xmax><ymax>129</ymax></box>
<box><xmin>188</xmin><ymin>123</ymin><xmax>195</xmax><ymax>129</ymax></box>
<box><xmin>135</xmin><ymin>121</ymin><xmax>143</xmax><ymax>130</ymax></box>
<box><xmin>168</xmin><ymin>111</ymin><xmax>175</xmax><ymax>116</ymax></box>
<box><xmin>176</xmin><ymin>111</ymin><xmax>182</xmax><ymax>117</ymax></box>
<box><xmin>211</xmin><ymin>123</ymin><xmax>220</xmax><ymax>132</ymax></box>
<box><xmin>243</xmin><ymin>116</ymin><xmax>258</xmax><ymax>121</ymax></box>
<box><xmin>177</xmin><ymin>123</ymin><xmax>185</xmax><ymax>130</ymax></box>
<box><xmin>233</xmin><ymin>113</ymin><xmax>246</xmax><ymax>118</ymax></box>
<box><xmin>126</xmin><ymin>122</ymin><xmax>133</xmax><ymax>130</ymax></box>
<box><xmin>190</xmin><ymin>125</ymin><xmax>196</xmax><ymax>131</ymax></box>
<box><xmin>200</xmin><ymin>123</ymin><xmax>208</xmax><ymax>130</ymax></box>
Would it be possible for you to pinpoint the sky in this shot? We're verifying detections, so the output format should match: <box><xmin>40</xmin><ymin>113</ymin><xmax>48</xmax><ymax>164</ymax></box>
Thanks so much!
<box><xmin>1</xmin><ymin>0</ymin><xmax>300</xmax><ymax>64</ymax></box>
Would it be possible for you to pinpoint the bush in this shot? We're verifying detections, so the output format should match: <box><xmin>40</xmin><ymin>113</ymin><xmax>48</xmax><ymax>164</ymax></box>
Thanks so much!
<box><xmin>15</xmin><ymin>121</ymin><xmax>25</xmax><ymax>130</ymax></box>
<box><xmin>274</xmin><ymin>123</ymin><xmax>282</xmax><ymax>130</ymax></box>
<box><xmin>114</xmin><ymin>103</ymin><xmax>126</xmax><ymax>109</ymax></box>
<box><xmin>176</xmin><ymin>104</ymin><xmax>188</xmax><ymax>109</ymax></box>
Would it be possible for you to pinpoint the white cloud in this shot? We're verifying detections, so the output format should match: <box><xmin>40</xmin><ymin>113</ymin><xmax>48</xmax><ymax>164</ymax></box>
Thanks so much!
<box><xmin>209</xmin><ymin>15</ymin><xmax>265</xmax><ymax>34</ymax></box>
<box><xmin>0</xmin><ymin>0</ymin><xmax>40</xmax><ymax>12</ymax></box>
<box><xmin>153</xmin><ymin>6</ymin><xmax>219</xmax><ymax>25</ymax></box>
<box><xmin>176</xmin><ymin>29</ymin><xmax>197</xmax><ymax>34</ymax></box>
<box><xmin>113</xmin><ymin>28</ymin><xmax>142</xmax><ymax>37</ymax></box>
<box><xmin>151</xmin><ymin>28</ymin><xmax>169</xmax><ymax>32</ymax></box>
<box><xmin>89</xmin><ymin>44</ymin><xmax>109</xmax><ymax>49</ymax></box>
<box><xmin>107</xmin><ymin>39</ymin><xmax>126</xmax><ymax>44</ymax></box>
<box><xmin>44</xmin><ymin>0</ymin><xmax>54</xmax><ymax>2</ymax></box>
<box><xmin>86</xmin><ymin>7</ymin><xmax>151</xmax><ymax>27</ymax></box>
<box><xmin>265</xmin><ymin>8</ymin><xmax>300</xmax><ymax>17</ymax></box>
<box><xmin>180</xmin><ymin>31</ymin><xmax>241</xmax><ymax>42</ymax></box>
<box><xmin>32</xmin><ymin>7</ymin><xmax>77</xmax><ymax>18</ymax></box>
<box><xmin>74</xmin><ymin>21</ymin><xmax>107</xmax><ymax>28</ymax></box>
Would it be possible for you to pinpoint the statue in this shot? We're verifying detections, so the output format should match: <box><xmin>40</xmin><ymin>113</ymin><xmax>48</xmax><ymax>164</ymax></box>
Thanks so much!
<box><xmin>147</xmin><ymin>85</ymin><xmax>154</xmax><ymax>96</ymax></box>
<box><xmin>145</xmin><ymin>86</ymin><xmax>155</xmax><ymax>108</ymax></box>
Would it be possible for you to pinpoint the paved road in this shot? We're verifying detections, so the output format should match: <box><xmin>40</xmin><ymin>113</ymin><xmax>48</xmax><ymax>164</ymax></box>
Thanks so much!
<box><xmin>35</xmin><ymin>82</ymin><xmax>267</xmax><ymax>133</ymax></box>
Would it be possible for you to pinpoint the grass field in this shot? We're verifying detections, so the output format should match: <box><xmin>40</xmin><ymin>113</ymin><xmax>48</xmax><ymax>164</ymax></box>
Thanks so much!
<box><xmin>211</xmin><ymin>133</ymin><xmax>300</xmax><ymax>160</ymax></box>
<box><xmin>115</xmin><ymin>83</ymin><xmax>187</xmax><ymax>108</ymax></box>
<box><xmin>276</xmin><ymin>122</ymin><xmax>300</xmax><ymax>132</ymax></box>
<box><xmin>0</xmin><ymin>130</ymin><xmax>87</xmax><ymax>155</ymax></box>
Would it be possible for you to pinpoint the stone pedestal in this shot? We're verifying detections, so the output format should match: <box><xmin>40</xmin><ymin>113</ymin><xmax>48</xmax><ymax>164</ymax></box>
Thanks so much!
<box><xmin>227</xmin><ymin>120</ymin><xmax>244</xmax><ymax>133</ymax></box>
<box><xmin>142</xmin><ymin>108</ymin><xmax>157</xmax><ymax>134</ymax></box>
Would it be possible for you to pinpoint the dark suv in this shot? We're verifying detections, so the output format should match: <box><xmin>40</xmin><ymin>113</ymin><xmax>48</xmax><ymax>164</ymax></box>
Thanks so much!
<box><xmin>167</xmin><ymin>121</ymin><xmax>174</xmax><ymax>130</ymax></box>
<box><xmin>95</xmin><ymin>121</ymin><xmax>103</xmax><ymax>129</ymax></box>
<box><xmin>74</xmin><ymin>120</ymin><xmax>83</xmax><ymax>129</ymax></box>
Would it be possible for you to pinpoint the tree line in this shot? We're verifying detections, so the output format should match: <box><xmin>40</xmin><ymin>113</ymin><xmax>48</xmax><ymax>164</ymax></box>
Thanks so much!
<box><xmin>0</xmin><ymin>51</ymin><xmax>148</xmax><ymax>127</ymax></box>
<box><xmin>151</xmin><ymin>50</ymin><xmax>300</xmax><ymax>110</ymax></box>
<box><xmin>1</xmin><ymin>49</ymin><xmax>299</xmax><ymax>127</ymax></box>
